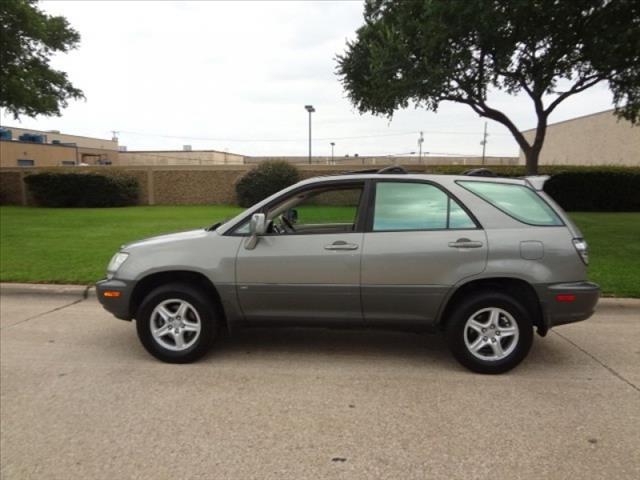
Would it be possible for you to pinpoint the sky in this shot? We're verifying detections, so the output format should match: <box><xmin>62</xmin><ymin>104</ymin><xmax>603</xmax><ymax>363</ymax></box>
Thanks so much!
<box><xmin>2</xmin><ymin>0</ymin><xmax>618</xmax><ymax>158</ymax></box>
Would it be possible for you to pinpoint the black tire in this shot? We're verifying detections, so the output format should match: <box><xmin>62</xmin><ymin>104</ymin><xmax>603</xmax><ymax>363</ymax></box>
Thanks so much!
<box><xmin>136</xmin><ymin>283</ymin><xmax>220</xmax><ymax>363</ymax></box>
<box><xmin>445</xmin><ymin>291</ymin><xmax>533</xmax><ymax>374</ymax></box>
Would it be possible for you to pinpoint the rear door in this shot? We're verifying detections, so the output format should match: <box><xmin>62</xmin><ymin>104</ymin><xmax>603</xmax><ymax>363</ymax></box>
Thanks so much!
<box><xmin>361</xmin><ymin>180</ymin><xmax>487</xmax><ymax>326</ymax></box>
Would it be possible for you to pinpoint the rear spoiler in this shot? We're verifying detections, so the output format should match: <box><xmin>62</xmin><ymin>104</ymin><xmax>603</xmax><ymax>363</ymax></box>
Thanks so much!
<box><xmin>522</xmin><ymin>175</ymin><xmax>550</xmax><ymax>191</ymax></box>
<box><xmin>463</xmin><ymin>169</ymin><xmax>550</xmax><ymax>191</ymax></box>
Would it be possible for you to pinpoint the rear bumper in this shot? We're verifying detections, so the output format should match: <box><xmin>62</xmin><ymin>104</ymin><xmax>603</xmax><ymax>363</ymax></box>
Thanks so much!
<box><xmin>96</xmin><ymin>278</ymin><xmax>135</xmax><ymax>320</ymax></box>
<box><xmin>536</xmin><ymin>281</ymin><xmax>600</xmax><ymax>330</ymax></box>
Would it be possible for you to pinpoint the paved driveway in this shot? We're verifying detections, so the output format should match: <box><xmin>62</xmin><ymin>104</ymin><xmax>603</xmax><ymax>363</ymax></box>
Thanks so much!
<box><xmin>1</xmin><ymin>288</ymin><xmax>639</xmax><ymax>479</ymax></box>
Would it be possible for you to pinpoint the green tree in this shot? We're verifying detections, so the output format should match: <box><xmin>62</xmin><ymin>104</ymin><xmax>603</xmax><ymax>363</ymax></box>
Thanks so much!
<box><xmin>0</xmin><ymin>0</ymin><xmax>84</xmax><ymax>118</ymax></box>
<box><xmin>337</xmin><ymin>0</ymin><xmax>640</xmax><ymax>174</ymax></box>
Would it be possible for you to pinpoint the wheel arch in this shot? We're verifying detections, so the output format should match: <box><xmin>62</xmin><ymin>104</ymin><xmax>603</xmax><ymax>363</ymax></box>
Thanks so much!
<box><xmin>129</xmin><ymin>270</ymin><xmax>227</xmax><ymax>330</ymax></box>
<box><xmin>436</xmin><ymin>276</ymin><xmax>547</xmax><ymax>336</ymax></box>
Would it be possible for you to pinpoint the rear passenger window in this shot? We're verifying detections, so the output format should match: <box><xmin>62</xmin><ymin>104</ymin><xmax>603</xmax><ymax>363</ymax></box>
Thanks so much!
<box><xmin>373</xmin><ymin>182</ymin><xmax>475</xmax><ymax>231</ymax></box>
<box><xmin>449</xmin><ymin>198</ymin><xmax>476</xmax><ymax>229</ymax></box>
<box><xmin>458</xmin><ymin>181</ymin><xmax>563</xmax><ymax>226</ymax></box>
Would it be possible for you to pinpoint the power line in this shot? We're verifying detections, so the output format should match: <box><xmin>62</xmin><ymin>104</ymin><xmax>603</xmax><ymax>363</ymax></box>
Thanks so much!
<box><xmin>118</xmin><ymin>129</ymin><xmax>416</xmax><ymax>143</ymax></box>
<box><xmin>116</xmin><ymin>128</ymin><xmax>511</xmax><ymax>144</ymax></box>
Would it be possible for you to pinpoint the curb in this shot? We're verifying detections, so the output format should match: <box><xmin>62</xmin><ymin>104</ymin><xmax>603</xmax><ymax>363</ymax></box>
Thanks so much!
<box><xmin>0</xmin><ymin>283</ymin><xmax>96</xmax><ymax>299</ymax></box>
<box><xmin>595</xmin><ymin>297</ymin><xmax>640</xmax><ymax>311</ymax></box>
<box><xmin>0</xmin><ymin>283</ymin><xmax>638</xmax><ymax>310</ymax></box>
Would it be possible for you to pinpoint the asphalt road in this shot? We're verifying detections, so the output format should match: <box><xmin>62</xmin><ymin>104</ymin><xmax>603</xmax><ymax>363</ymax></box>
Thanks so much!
<box><xmin>1</xmin><ymin>287</ymin><xmax>639</xmax><ymax>480</ymax></box>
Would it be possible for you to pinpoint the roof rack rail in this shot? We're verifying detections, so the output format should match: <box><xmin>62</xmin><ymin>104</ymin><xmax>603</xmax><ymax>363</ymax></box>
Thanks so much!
<box><xmin>377</xmin><ymin>165</ymin><xmax>408</xmax><ymax>174</ymax></box>
<box><xmin>463</xmin><ymin>168</ymin><xmax>497</xmax><ymax>177</ymax></box>
<box><xmin>337</xmin><ymin>166</ymin><xmax>409</xmax><ymax>176</ymax></box>
<box><xmin>340</xmin><ymin>168</ymin><xmax>380</xmax><ymax>175</ymax></box>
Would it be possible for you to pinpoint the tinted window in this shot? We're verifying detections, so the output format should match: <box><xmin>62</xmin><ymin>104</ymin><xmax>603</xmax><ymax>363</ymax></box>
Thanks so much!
<box><xmin>449</xmin><ymin>198</ymin><xmax>476</xmax><ymax>228</ymax></box>
<box><xmin>459</xmin><ymin>181</ymin><xmax>563</xmax><ymax>226</ymax></box>
<box><xmin>373</xmin><ymin>182</ymin><xmax>474</xmax><ymax>231</ymax></box>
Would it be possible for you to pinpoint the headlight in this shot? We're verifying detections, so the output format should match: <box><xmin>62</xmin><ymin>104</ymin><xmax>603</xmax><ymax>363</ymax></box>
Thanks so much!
<box><xmin>107</xmin><ymin>252</ymin><xmax>129</xmax><ymax>273</ymax></box>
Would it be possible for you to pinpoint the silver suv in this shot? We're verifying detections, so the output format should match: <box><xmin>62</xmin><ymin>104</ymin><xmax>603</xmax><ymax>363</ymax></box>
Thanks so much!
<box><xmin>97</xmin><ymin>168</ymin><xmax>599</xmax><ymax>373</ymax></box>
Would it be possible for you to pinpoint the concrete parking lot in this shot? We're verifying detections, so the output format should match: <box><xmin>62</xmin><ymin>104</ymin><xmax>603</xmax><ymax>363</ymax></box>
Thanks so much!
<box><xmin>1</xmin><ymin>285</ymin><xmax>639</xmax><ymax>480</ymax></box>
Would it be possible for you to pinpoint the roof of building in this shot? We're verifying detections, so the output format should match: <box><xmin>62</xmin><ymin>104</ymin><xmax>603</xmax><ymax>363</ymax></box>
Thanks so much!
<box><xmin>123</xmin><ymin>149</ymin><xmax>236</xmax><ymax>153</ymax></box>
<box><xmin>121</xmin><ymin>149</ymin><xmax>245</xmax><ymax>157</ymax></box>
<box><xmin>0</xmin><ymin>125</ymin><xmax>115</xmax><ymax>142</ymax></box>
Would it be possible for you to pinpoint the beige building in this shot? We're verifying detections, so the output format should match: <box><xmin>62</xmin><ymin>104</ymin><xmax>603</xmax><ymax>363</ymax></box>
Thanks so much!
<box><xmin>519</xmin><ymin>109</ymin><xmax>640</xmax><ymax>166</ymax></box>
<box><xmin>6</xmin><ymin>127</ymin><xmax>118</xmax><ymax>150</ymax></box>
<box><xmin>119</xmin><ymin>149</ymin><xmax>245</xmax><ymax>166</ymax></box>
<box><xmin>248</xmin><ymin>155</ymin><xmax>518</xmax><ymax>166</ymax></box>
<box><xmin>0</xmin><ymin>126</ymin><xmax>119</xmax><ymax>167</ymax></box>
<box><xmin>0</xmin><ymin>127</ymin><xmax>246</xmax><ymax>168</ymax></box>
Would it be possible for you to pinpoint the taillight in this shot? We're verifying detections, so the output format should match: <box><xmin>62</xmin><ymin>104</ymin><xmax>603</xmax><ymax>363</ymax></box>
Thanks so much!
<box><xmin>573</xmin><ymin>238</ymin><xmax>589</xmax><ymax>265</ymax></box>
<box><xmin>556</xmin><ymin>294</ymin><xmax>576</xmax><ymax>302</ymax></box>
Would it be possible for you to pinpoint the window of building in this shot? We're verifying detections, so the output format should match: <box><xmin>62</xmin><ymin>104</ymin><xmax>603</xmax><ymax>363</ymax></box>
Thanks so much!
<box><xmin>17</xmin><ymin>159</ymin><xmax>35</xmax><ymax>167</ymax></box>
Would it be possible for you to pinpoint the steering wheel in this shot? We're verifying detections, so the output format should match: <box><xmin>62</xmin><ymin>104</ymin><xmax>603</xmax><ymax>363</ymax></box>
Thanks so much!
<box><xmin>279</xmin><ymin>214</ymin><xmax>296</xmax><ymax>233</ymax></box>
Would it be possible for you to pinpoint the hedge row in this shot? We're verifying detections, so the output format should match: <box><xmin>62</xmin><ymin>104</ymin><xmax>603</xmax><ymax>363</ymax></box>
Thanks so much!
<box><xmin>24</xmin><ymin>172</ymin><xmax>139</xmax><ymax>207</ymax></box>
<box><xmin>15</xmin><ymin>165</ymin><xmax>640</xmax><ymax>211</ymax></box>
<box><xmin>422</xmin><ymin>165</ymin><xmax>640</xmax><ymax>212</ymax></box>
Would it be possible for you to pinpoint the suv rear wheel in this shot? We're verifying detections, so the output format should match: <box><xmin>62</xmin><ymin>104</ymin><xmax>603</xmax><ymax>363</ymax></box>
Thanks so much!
<box><xmin>136</xmin><ymin>283</ymin><xmax>220</xmax><ymax>363</ymax></box>
<box><xmin>445</xmin><ymin>291</ymin><xmax>533</xmax><ymax>374</ymax></box>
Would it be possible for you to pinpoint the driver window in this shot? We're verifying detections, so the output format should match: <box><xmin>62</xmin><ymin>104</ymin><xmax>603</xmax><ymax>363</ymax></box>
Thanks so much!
<box><xmin>269</xmin><ymin>184</ymin><xmax>364</xmax><ymax>235</ymax></box>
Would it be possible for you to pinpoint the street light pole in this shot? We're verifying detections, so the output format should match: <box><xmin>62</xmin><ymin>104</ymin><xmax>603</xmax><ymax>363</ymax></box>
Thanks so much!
<box><xmin>305</xmin><ymin>105</ymin><xmax>315</xmax><ymax>164</ymax></box>
<box><xmin>330</xmin><ymin>142</ymin><xmax>335</xmax><ymax>164</ymax></box>
<box><xmin>418</xmin><ymin>131</ymin><xmax>424</xmax><ymax>164</ymax></box>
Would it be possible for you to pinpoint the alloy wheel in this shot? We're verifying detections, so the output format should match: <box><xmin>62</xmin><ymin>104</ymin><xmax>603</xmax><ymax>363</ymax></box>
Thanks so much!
<box><xmin>149</xmin><ymin>299</ymin><xmax>202</xmax><ymax>351</ymax></box>
<box><xmin>463</xmin><ymin>307</ymin><xmax>520</xmax><ymax>361</ymax></box>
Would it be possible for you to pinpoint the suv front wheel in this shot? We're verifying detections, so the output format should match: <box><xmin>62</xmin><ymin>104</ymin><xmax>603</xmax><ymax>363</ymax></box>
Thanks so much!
<box><xmin>136</xmin><ymin>283</ymin><xmax>220</xmax><ymax>363</ymax></box>
<box><xmin>445</xmin><ymin>291</ymin><xmax>533</xmax><ymax>374</ymax></box>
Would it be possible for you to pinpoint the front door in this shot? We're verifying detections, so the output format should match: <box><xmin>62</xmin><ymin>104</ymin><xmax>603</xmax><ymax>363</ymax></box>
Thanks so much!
<box><xmin>235</xmin><ymin>182</ymin><xmax>366</xmax><ymax>324</ymax></box>
<box><xmin>361</xmin><ymin>180</ymin><xmax>488</xmax><ymax>326</ymax></box>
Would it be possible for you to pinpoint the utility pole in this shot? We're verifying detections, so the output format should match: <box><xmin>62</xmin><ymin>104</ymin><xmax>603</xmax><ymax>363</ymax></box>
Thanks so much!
<box><xmin>111</xmin><ymin>130</ymin><xmax>119</xmax><ymax>142</ymax></box>
<box><xmin>418</xmin><ymin>131</ymin><xmax>424</xmax><ymax>164</ymax></box>
<box><xmin>330</xmin><ymin>142</ymin><xmax>335</xmax><ymax>164</ymax></box>
<box><xmin>304</xmin><ymin>105</ymin><xmax>315</xmax><ymax>164</ymax></box>
<box><xmin>480</xmin><ymin>122</ymin><xmax>488</xmax><ymax>165</ymax></box>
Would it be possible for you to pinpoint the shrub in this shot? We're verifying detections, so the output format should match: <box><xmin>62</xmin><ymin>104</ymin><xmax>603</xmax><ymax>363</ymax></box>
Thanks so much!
<box><xmin>543</xmin><ymin>169</ymin><xmax>640</xmax><ymax>212</ymax></box>
<box><xmin>236</xmin><ymin>161</ymin><xmax>301</xmax><ymax>207</ymax></box>
<box><xmin>422</xmin><ymin>165</ymin><xmax>640</xmax><ymax>212</ymax></box>
<box><xmin>24</xmin><ymin>172</ymin><xmax>139</xmax><ymax>207</ymax></box>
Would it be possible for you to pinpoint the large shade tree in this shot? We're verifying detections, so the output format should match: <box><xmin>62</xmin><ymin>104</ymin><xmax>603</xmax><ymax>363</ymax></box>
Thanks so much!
<box><xmin>0</xmin><ymin>0</ymin><xmax>84</xmax><ymax>119</ymax></box>
<box><xmin>337</xmin><ymin>0</ymin><xmax>640</xmax><ymax>174</ymax></box>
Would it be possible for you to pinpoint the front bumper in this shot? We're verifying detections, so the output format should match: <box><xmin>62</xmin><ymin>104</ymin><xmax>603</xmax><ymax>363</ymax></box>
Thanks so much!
<box><xmin>536</xmin><ymin>281</ymin><xmax>600</xmax><ymax>331</ymax></box>
<box><xmin>96</xmin><ymin>278</ymin><xmax>135</xmax><ymax>320</ymax></box>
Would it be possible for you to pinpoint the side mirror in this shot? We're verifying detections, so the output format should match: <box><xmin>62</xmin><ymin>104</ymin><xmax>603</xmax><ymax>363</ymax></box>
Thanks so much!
<box><xmin>245</xmin><ymin>213</ymin><xmax>266</xmax><ymax>250</ymax></box>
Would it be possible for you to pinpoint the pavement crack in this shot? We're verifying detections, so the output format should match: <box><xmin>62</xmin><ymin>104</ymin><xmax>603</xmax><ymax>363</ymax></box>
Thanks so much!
<box><xmin>0</xmin><ymin>297</ymin><xmax>86</xmax><ymax>330</ymax></box>
<box><xmin>552</xmin><ymin>330</ymin><xmax>639</xmax><ymax>394</ymax></box>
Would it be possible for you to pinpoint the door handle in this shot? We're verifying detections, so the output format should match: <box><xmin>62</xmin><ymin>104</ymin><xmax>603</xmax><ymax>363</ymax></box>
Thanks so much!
<box><xmin>324</xmin><ymin>240</ymin><xmax>359</xmax><ymax>251</ymax></box>
<box><xmin>448</xmin><ymin>238</ymin><xmax>483</xmax><ymax>249</ymax></box>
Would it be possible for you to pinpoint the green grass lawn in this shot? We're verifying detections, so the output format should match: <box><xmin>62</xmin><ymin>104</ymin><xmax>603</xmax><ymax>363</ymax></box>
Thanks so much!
<box><xmin>569</xmin><ymin>213</ymin><xmax>640</xmax><ymax>298</ymax></box>
<box><xmin>0</xmin><ymin>206</ymin><xmax>243</xmax><ymax>285</ymax></box>
<box><xmin>1</xmin><ymin>206</ymin><xmax>638</xmax><ymax>297</ymax></box>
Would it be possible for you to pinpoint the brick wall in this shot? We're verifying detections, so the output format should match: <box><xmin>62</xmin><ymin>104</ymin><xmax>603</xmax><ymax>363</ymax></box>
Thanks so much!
<box><xmin>0</xmin><ymin>163</ymin><xmax>502</xmax><ymax>206</ymax></box>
